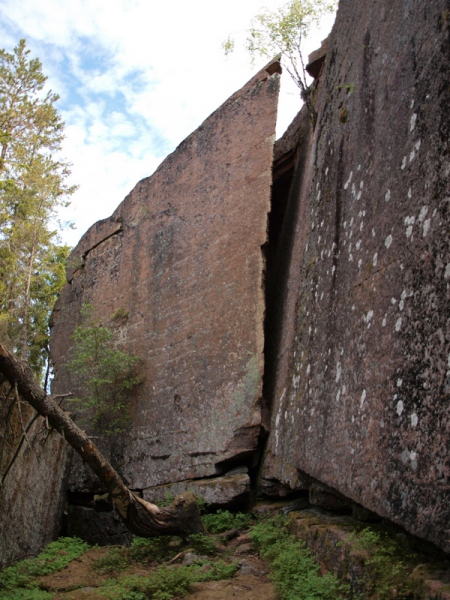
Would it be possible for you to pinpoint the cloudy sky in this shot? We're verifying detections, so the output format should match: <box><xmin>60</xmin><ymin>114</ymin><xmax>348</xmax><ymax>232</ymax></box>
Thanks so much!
<box><xmin>0</xmin><ymin>0</ymin><xmax>336</xmax><ymax>247</ymax></box>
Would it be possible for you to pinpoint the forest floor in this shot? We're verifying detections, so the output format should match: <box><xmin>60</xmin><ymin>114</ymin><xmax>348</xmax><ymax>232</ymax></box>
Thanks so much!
<box><xmin>39</xmin><ymin>541</ymin><xmax>277</xmax><ymax>600</ymax></box>
<box><xmin>1</xmin><ymin>504</ymin><xmax>450</xmax><ymax>600</ymax></box>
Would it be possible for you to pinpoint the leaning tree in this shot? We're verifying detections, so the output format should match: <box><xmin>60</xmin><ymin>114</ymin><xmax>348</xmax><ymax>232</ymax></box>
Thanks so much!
<box><xmin>0</xmin><ymin>342</ymin><xmax>205</xmax><ymax>539</ymax></box>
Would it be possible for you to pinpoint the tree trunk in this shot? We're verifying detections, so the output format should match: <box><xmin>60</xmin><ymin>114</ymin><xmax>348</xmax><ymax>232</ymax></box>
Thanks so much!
<box><xmin>0</xmin><ymin>342</ymin><xmax>205</xmax><ymax>538</ymax></box>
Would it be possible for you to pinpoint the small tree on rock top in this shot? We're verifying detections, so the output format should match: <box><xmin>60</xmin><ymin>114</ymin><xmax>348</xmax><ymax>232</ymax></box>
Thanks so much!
<box><xmin>223</xmin><ymin>0</ymin><xmax>337</xmax><ymax>126</ymax></box>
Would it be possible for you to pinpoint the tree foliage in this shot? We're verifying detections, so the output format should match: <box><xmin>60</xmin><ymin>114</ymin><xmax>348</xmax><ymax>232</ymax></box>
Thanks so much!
<box><xmin>0</xmin><ymin>39</ymin><xmax>75</xmax><ymax>376</ymax></box>
<box><xmin>67</xmin><ymin>304</ymin><xmax>141</xmax><ymax>436</ymax></box>
<box><xmin>224</xmin><ymin>0</ymin><xmax>337</xmax><ymax>124</ymax></box>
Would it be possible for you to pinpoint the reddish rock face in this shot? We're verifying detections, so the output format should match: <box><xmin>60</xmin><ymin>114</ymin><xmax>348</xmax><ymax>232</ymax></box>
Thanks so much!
<box><xmin>263</xmin><ymin>0</ymin><xmax>450</xmax><ymax>552</ymax></box>
<box><xmin>51</xmin><ymin>63</ymin><xmax>280</xmax><ymax>502</ymax></box>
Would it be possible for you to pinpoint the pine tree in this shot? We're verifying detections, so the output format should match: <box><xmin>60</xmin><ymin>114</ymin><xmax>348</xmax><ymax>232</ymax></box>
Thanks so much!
<box><xmin>0</xmin><ymin>39</ymin><xmax>75</xmax><ymax>376</ymax></box>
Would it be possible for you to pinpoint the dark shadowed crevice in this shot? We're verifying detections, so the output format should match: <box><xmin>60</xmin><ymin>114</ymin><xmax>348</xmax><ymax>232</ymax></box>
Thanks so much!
<box><xmin>262</xmin><ymin>107</ymin><xmax>312</xmax><ymax>418</ymax></box>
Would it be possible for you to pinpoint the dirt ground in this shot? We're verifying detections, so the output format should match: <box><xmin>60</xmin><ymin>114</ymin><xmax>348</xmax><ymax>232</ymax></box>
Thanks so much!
<box><xmin>38</xmin><ymin>540</ymin><xmax>279</xmax><ymax>600</ymax></box>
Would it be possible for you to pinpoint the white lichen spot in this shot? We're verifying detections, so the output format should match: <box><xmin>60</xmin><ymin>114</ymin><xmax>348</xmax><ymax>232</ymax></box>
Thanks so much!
<box><xmin>382</xmin><ymin>316</ymin><xmax>387</xmax><ymax>327</ymax></box>
<box><xmin>336</xmin><ymin>362</ymin><xmax>342</xmax><ymax>383</ymax></box>
<box><xmin>325</xmin><ymin>167</ymin><xmax>329</xmax><ymax>176</ymax></box>
<box><xmin>395</xmin><ymin>317</ymin><xmax>402</xmax><ymax>331</ymax></box>
<box><xmin>409</xmin><ymin>150</ymin><xmax>415</xmax><ymax>162</ymax></box>
<box><xmin>352</xmin><ymin>182</ymin><xmax>356</xmax><ymax>197</ymax></box>
<box><xmin>385</xmin><ymin>234</ymin><xmax>393</xmax><ymax>249</ymax></box>
<box><xmin>372</xmin><ymin>228</ymin><xmax>376</xmax><ymax>237</ymax></box>
<box><xmin>358</xmin><ymin>259</ymin><xmax>362</xmax><ymax>268</ymax></box>
<box><xmin>391</xmin><ymin>297</ymin><xmax>397</xmax><ymax>305</ymax></box>
<box><xmin>396</xmin><ymin>400</ymin><xmax>404</xmax><ymax>416</ymax></box>
<box><xmin>344</xmin><ymin>171</ymin><xmax>353</xmax><ymax>190</ymax></box>
<box><xmin>444</xmin><ymin>264</ymin><xmax>450</xmax><ymax>279</ymax></box>
<box><xmin>410</xmin><ymin>113</ymin><xmax>417</xmax><ymax>132</ymax></box>
<box><xmin>408</xmin><ymin>187</ymin><xmax>412</xmax><ymax>198</ymax></box>
<box><xmin>332</xmin><ymin>265</ymin><xmax>336</xmax><ymax>275</ymax></box>
<box><xmin>356</xmin><ymin>240</ymin><xmax>362</xmax><ymax>250</ymax></box>
<box><xmin>360</xmin><ymin>181</ymin><xmax>364</xmax><ymax>189</ymax></box>
<box><xmin>360</xmin><ymin>389</ymin><xmax>366</xmax><ymax>408</ymax></box>
<box><xmin>385</xmin><ymin>189</ymin><xmax>391</xmax><ymax>202</ymax></box>
<box><xmin>397</xmin><ymin>378</ymin><xmax>403</xmax><ymax>387</ymax></box>
<box><xmin>317</xmin><ymin>190</ymin><xmax>321</xmax><ymax>201</ymax></box>
<box><xmin>423</xmin><ymin>219</ymin><xmax>431</xmax><ymax>237</ymax></box>
<box><xmin>415</xmin><ymin>140</ymin><xmax>421</xmax><ymax>151</ymax></box>
<box><xmin>352</xmin><ymin>304</ymin><xmax>356</xmax><ymax>311</ymax></box>
<box><xmin>399</xmin><ymin>299</ymin><xmax>404</xmax><ymax>311</ymax></box>
<box><xmin>418</xmin><ymin>206</ymin><xmax>428</xmax><ymax>222</ymax></box>
<box><xmin>373</xmin><ymin>253</ymin><xmax>378</xmax><ymax>267</ymax></box>
<box><xmin>411</xmin><ymin>413</ymin><xmax>418</xmax><ymax>427</ymax></box>
<box><xmin>401</xmin><ymin>156</ymin><xmax>407</xmax><ymax>169</ymax></box>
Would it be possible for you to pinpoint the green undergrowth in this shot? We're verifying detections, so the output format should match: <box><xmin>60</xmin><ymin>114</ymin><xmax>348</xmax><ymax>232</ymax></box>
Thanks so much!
<box><xmin>2</xmin><ymin>508</ymin><xmax>434</xmax><ymax>600</ymax></box>
<box><xmin>202</xmin><ymin>509</ymin><xmax>252</xmax><ymax>533</ymax></box>
<box><xmin>0</xmin><ymin>537</ymin><xmax>89</xmax><ymax>599</ymax></box>
<box><xmin>345</xmin><ymin>528</ymin><xmax>427</xmax><ymax>599</ymax></box>
<box><xmin>250</xmin><ymin>515</ymin><xmax>349</xmax><ymax>600</ymax></box>
<box><xmin>92</xmin><ymin>562</ymin><xmax>239</xmax><ymax>600</ymax></box>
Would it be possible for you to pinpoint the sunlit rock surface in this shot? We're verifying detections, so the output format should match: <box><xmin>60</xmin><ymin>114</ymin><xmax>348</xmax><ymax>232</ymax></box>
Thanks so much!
<box><xmin>50</xmin><ymin>62</ymin><xmax>281</xmax><ymax>513</ymax></box>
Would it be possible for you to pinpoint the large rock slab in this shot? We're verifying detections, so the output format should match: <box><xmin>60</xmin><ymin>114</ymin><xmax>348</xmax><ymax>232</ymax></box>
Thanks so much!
<box><xmin>51</xmin><ymin>62</ymin><xmax>280</xmax><ymax>502</ymax></box>
<box><xmin>262</xmin><ymin>0</ymin><xmax>450</xmax><ymax>552</ymax></box>
<box><xmin>0</xmin><ymin>416</ymin><xmax>70</xmax><ymax>564</ymax></box>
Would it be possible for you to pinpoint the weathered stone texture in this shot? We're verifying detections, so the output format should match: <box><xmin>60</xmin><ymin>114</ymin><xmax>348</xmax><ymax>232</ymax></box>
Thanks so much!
<box><xmin>51</xmin><ymin>63</ymin><xmax>280</xmax><ymax>505</ymax></box>
<box><xmin>0</xmin><ymin>418</ymin><xmax>69</xmax><ymax>563</ymax></box>
<box><xmin>263</xmin><ymin>0</ymin><xmax>450</xmax><ymax>551</ymax></box>
<box><xmin>143</xmin><ymin>469</ymin><xmax>251</xmax><ymax>508</ymax></box>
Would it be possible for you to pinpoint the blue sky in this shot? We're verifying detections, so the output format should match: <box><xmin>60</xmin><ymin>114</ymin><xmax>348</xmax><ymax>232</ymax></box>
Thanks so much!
<box><xmin>0</xmin><ymin>0</ymin><xmax>336</xmax><ymax>247</ymax></box>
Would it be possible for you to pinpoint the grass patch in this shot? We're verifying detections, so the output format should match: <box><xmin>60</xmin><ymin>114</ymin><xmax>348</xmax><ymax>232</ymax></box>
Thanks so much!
<box><xmin>86</xmin><ymin>560</ymin><xmax>239</xmax><ymax>600</ymax></box>
<box><xmin>186</xmin><ymin>533</ymin><xmax>216</xmax><ymax>556</ymax></box>
<box><xmin>0</xmin><ymin>537</ymin><xmax>89</xmax><ymax>597</ymax></box>
<box><xmin>92</xmin><ymin>547</ymin><xmax>129</xmax><ymax>575</ymax></box>
<box><xmin>347</xmin><ymin>528</ymin><xmax>426</xmax><ymax>599</ymax></box>
<box><xmin>202</xmin><ymin>509</ymin><xmax>252</xmax><ymax>533</ymax></box>
<box><xmin>129</xmin><ymin>536</ymin><xmax>182</xmax><ymax>563</ymax></box>
<box><xmin>250</xmin><ymin>515</ymin><xmax>349</xmax><ymax>600</ymax></box>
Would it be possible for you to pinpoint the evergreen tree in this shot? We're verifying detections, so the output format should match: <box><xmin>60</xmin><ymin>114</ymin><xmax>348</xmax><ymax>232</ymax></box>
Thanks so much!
<box><xmin>0</xmin><ymin>39</ymin><xmax>75</xmax><ymax>376</ymax></box>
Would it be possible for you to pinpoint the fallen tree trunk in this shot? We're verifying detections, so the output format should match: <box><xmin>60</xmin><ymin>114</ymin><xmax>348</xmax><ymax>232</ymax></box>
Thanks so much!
<box><xmin>0</xmin><ymin>343</ymin><xmax>205</xmax><ymax>538</ymax></box>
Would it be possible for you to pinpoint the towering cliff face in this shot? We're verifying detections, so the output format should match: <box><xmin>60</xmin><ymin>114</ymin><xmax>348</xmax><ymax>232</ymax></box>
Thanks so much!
<box><xmin>263</xmin><ymin>0</ymin><xmax>450</xmax><ymax>552</ymax></box>
<box><xmin>49</xmin><ymin>60</ymin><xmax>280</xmax><ymax>537</ymax></box>
<box><xmin>4</xmin><ymin>0</ymin><xmax>449</xmax><ymax>561</ymax></box>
